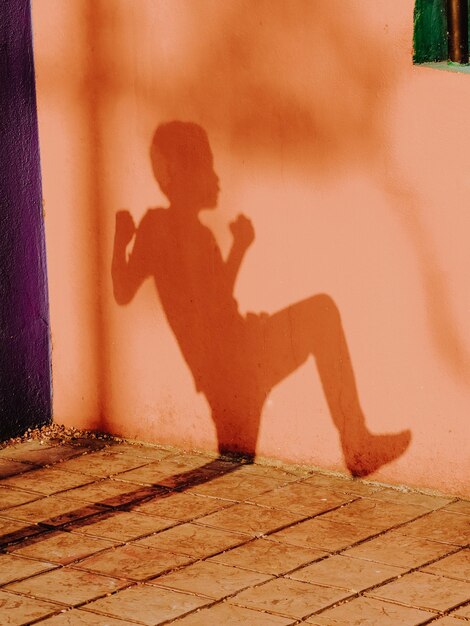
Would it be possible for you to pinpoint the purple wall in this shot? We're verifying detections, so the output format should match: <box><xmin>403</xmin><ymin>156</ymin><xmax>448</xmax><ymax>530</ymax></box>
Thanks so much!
<box><xmin>0</xmin><ymin>0</ymin><xmax>51</xmax><ymax>438</ymax></box>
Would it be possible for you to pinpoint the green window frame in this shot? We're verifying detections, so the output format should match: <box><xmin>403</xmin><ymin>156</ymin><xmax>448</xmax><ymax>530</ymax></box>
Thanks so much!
<box><xmin>414</xmin><ymin>0</ymin><xmax>469</xmax><ymax>65</ymax></box>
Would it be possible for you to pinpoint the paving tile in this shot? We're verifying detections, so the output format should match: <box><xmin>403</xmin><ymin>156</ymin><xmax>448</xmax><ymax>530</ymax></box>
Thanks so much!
<box><xmin>233</xmin><ymin>463</ymin><xmax>301</xmax><ymax>483</ymax></box>
<box><xmin>0</xmin><ymin>590</ymin><xmax>60</xmax><ymax>624</ymax></box>
<box><xmin>0</xmin><ymin>485</ymin><xmax>41</xmax><ymax>509</ymax></box>
<box><xmin>133</xmin><ymin>491</ymin><xmax>232</xmax><ymax>521</ymax></box>
<box><xmin>0</xmin><ymin>515</ymin><xmax>44</xmax><ymax>544</ymax></box>
<box><xmin>36</xmin><ymin>609</ymin><xmax>137</xmax><ymax>625</ymax></box>
<box><xmin>155</xmin><ymin>453</ymin><xmax>223</xmax><ymax>473</ymax></box>
<box><xmin>422</xmin><ymin>549</ymin><xmax>470</xmax><ymax>581</ymax></box>
<box><xmin>428</xmin><ymin>618</ymin><xmax>469</xmax><ymax>626</ymax></box>
<box><xmin>397</xmin><ymin>510</ymin><xmax>470</xmax><ymax>545</ymax></box>
<box><xmin>114</xmin><ymin>459</ymin><xmax>220</xmax><ymax>488</ymax></box>
<box><xmin>288</xmin><ymin>554</ymin><xmax>405</xmax><ymax>591</ymax></box>
<box><xmin>9</xmin><ymin>530</ymin><xmax>115</xmax><ymax>564</ymax></box>
<box><xmin>197</xmin><ymin>502</ymin><xmax>304</xmax><ymax>535</ymax></box>
<box><xmin>135</xmin><ymin>522</ymin><xmax>247</xmax><ymax>557</ymax></box>
<box><xmin>2</xmin><ymin>495</ymin><xmax>102</xmax><ymax>526</ymax></box>
<box><xmin>1</xmin><ymin>467</ymin><xmax>95</xmax><ymax>495</ymax></box>
<box><xmin>158</xmin><ymin>467</ymin><xmax>224</xmax><ymax>489</ymax></box>
<box><xmin>320</xmin><ymin>498</ymin><xmax>428</xmax><ymax>531</ymax></box>
<box><xmin>6</xmin><ymin>567</ymin><xmax>128</xmax><ymax>606</ymax></box>
<box><xmin>0</xmin><ymin>553</ymin><xmax>56</xmax><ymax>584</ymax></box>
<box><xmin>269</xmin><ymin>518</ymin><xmax>379</xmax><ymax>551</ymax></box>
<box><xmin>1</xmin><ymin>439</ymin><xmax>468</xmax><ymax>626</ymax></box>
<box><xmin>82</xmin><ymin>584</ymin><xmax>209</xmax><ymax>624</ymax></box>
<box><xmin>0</xmin><ymin>440</ymin><xmax>55</xmax><ymax>458</ymax></box>
<box><xmin>187</xmin><ymin>472</ymin><xmax>285</xmax><ymax>500</ymax></box>
<box><xmin>369</xmin><ymin>488</ymin><xmax>453</xmax><ymax>510</ymax></box>
<box><xmin>443</xmin><ymin>500</ymin><xmax>470</xmax><ymax>516</ymax></box>
<box><xmin>453</xmin><ymin>603</ymin><xmax>470</xmax><ymax>618</ymax></box>
<box><xmin>230</xmin><ymin>577</ymin><xmax>351</xmax><ymax>619</ymax></box>
<box><xmin>344</xmin><ymin>529</ymin><xmax>457</xmax><ymax>567</ymax></box>
<box><xmin>248</xmin><ymin>483</ymin><xmax>354</xmax><ymax>516</ymax></box>
<box><xmin>77</xmin><ymin>543</ymin><xmax>192</xmax><ymax>580</ymax></box>
<box><xmin>211</xmin><ymin>538</ymin><xmax>327</xmax><ymax>575</ymax></box>
<box><xmin>306</xmin><ymin>596</ymin><xmax>431</xmax><ymax>625</ymax></box>
<box><xmin>104</xmin><ymin>443</ymin><xmax>175</xmax><ymax>461</ymax></box>
<box><xmin>62</xmin><ymin>479</ymin><xmax>158</xmax><ymax>507</ymax></box>
<box><xmin>151</xmin><ymin>561</ymin><xmax>271</xmax><ymax>598</ymax></box>
<box><xmin>66</xmin><ymin>510</ymin><xmax>175</xmax><ymax>541</ymax></box>
<box><xmin>65</xmin><ymin>439</ymin><xmax>108</xmax><ymax>452</ymax></box>
<box><xmin>58</xmin><ymin>451</ymin><xmax>153</xmax><ymax>478</ymax></box>
<box><xmin>0</xmin><ymin>458</ymin><xmax>37</xmax><ymax>479</ymax></box>
<box><xmin>303</xmin><ymin>474</ymin><xmax>384</xmax><ymax>496</ymax></box>
<box><xmin>172</xmin><ymin>602</ymin><xmax>296</xmax><ymax>625</ymax></box>
<box><xmin>0</xmin><ymin>445</ymin><xmax>83</xmax><ymax>466</ymax></box>
<box><xmin>366</xmin><ymin>571</ymin><xmax>470</xmax><ymax>611</ymax></box>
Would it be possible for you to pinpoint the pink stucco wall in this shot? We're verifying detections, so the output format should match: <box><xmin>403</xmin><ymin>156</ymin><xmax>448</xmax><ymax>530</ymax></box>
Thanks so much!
<box><xmin>32</xmin><ymin>0</ymin><xmax>470</xmax><ymax>495</ymax></box>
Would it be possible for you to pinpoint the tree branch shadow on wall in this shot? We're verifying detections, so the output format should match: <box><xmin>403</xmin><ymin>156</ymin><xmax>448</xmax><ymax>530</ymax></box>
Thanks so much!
<box><xmin>111</xmin><ymin>121</ymin><xmax>410</xmax><ymax>478</ymax></box>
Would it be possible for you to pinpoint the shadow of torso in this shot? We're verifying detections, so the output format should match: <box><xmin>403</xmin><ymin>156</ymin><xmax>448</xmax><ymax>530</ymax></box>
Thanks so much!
<box><xmin>138</xmin><ymin>209</ymin><xmax>268</xmax><ymax>447</ymax></box>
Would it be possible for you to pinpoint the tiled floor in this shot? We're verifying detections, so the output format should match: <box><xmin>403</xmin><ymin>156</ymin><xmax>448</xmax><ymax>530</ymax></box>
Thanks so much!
<box><xmin>0</xmin><ymin>438</ymin><xmax>468</xmax><ymax>625</ymax></box>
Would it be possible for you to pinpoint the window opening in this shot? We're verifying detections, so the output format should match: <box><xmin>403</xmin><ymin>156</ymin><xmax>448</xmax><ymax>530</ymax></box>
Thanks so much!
<box><xmin>414</xmin><ymin>0</ymin><xmax>469</xmax><ymax>66</ymax></box>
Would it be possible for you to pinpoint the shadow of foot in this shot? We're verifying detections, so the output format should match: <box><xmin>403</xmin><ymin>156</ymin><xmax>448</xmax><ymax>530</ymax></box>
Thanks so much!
<box><xmin>344</xmin><ymin>429</ymin><xmax>412</xmax><ymax>478</ymax></box>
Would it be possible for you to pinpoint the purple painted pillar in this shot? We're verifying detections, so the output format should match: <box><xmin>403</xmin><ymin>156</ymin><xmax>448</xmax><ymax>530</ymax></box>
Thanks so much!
<box><xmin>0</xmin><ymin>0</ymin><xmax>51</xmax><ymax>438</ymax></box>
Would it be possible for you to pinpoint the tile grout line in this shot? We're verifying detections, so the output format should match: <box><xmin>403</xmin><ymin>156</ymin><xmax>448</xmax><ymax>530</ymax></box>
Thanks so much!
<box><xmin>0</xmin><ymin>446</ymin><xmax>466</xmax><ymax>624</ymax></box>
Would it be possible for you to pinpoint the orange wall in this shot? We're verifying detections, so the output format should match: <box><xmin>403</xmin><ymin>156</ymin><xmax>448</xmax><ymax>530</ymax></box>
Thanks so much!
<box><xmin>32</xmin><ymin>0</ymin><xmax>470</xmax><ymax>495</ymax></box>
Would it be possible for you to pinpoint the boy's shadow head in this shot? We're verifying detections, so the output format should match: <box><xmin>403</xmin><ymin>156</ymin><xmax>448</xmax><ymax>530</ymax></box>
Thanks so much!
<box><xmin>150</xmin><ymin>121</ymin><xmax>220</xmax><ymax>211</ymax></box>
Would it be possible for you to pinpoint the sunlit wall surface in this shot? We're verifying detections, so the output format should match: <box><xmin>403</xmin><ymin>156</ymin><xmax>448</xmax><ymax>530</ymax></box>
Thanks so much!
<box><xmin>32</xmin><ymin>0</ymin><xmax>470</xmax><ymax>495</ymax></box>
